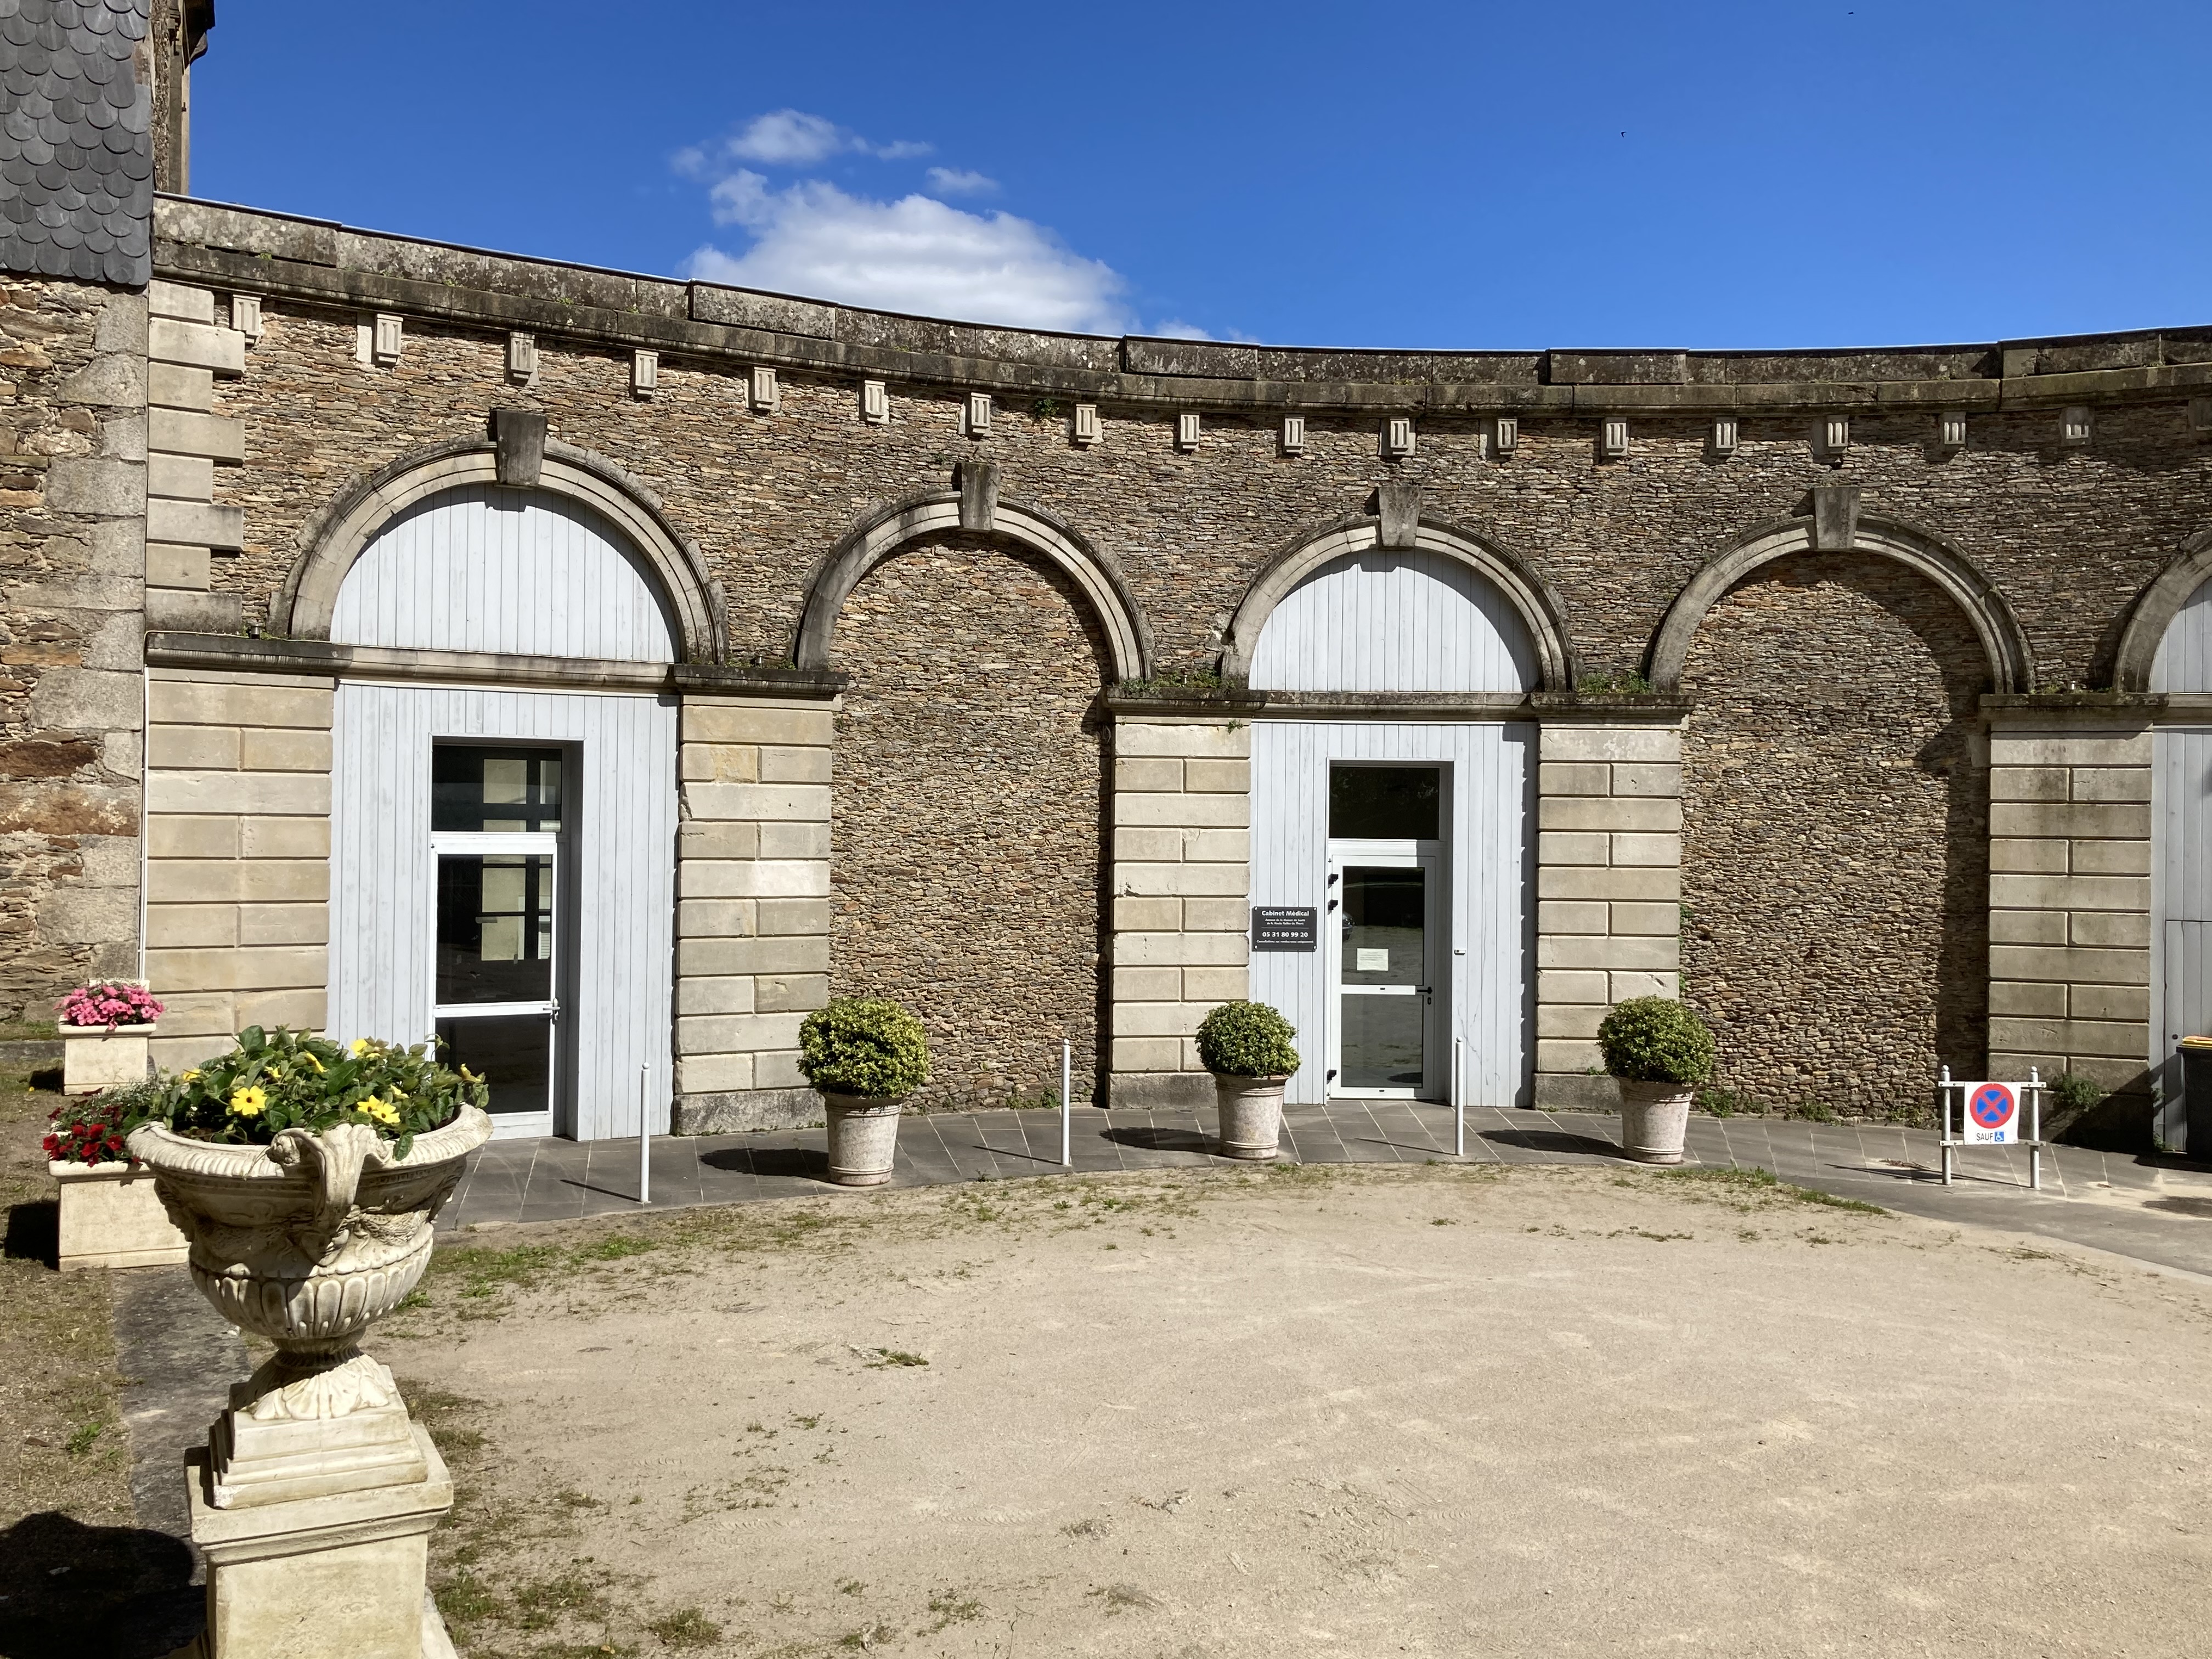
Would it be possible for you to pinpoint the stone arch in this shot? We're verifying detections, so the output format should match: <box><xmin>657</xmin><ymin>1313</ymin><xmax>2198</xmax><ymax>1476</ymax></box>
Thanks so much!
<box><xmin>1678</xmin><ymin>549</ymin><xmax>1994</xmax><ymax>1116</ymax></box>
<box><xmin>1647</xmin><ymin>515</ymin><xmax>2034</xmax><ymax>695</ymax></box>
<box><xmin>2111</xmin><ymin>525</ymin><xmax>2212</xmax><ymax>691</ymax></box>
<box><xmin>795</xmin><ymin>488</ymin><xmax>1151</xmax><ymax>681</ymax></box>
<box><xmin>827</xmin><ymin>528</ymin><xmax>1113</xmax><ymax>1110</ymax></box>
<box><xmin>270</xmin><ymin>437</ymin><xmax>725</xmax><ymax>663</ymax></box>
<box><xmin>1220</xmin><ymin>512</ymin><xmax>1576</xmax><ymax>691</ymax></box>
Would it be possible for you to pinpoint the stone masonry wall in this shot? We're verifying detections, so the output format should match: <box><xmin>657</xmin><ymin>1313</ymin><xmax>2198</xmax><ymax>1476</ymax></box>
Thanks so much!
<box><xmin>1984</xmin><ymin>715</ymin><xmax>2152</xmax><ymax>1144</ymax></box>
<box><xmin>142</xmin><ymin>665</ymin><xmax>332</xmax><ymax>1069</ymax></box>
<box><xmin>1107</xmin><ymin>715</ymin><xmax>1251</xmax><ymax>1105</ymax></box>
<box><xmin>829</xmin><ymin>536</ymin><xmax>1108</xmax><ymax>1110</ymax></box>
<box><xmin>0</xmin><ymin>276</ymin><xmax>146</xmax><ymax>1023</ymax></box>
<box><xmin>1681</xmin><ymin>554</ymin><xmax>1992</xmax><ymax>1117</ymax></box>
<box><xmin>191</xmin><ymin>294</ymin><xmax>2212</xmax><ymax>699</ymax></box>
<box><xmin>672</xmin><ymin>693</ymin><xmax>836</xmax><ymax>1132</ymax></box>
<box><xmin>1533</xmin><ymin>720</ymin><xmax>1685</xmax><ymax>1108</ymax></box>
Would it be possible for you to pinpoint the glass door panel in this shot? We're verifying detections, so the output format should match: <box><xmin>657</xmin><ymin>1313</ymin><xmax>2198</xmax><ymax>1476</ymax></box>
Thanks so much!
<box><xmin>436</xmin><ymin>853</ymin><xmax>554</xmax><ymax>1005</ymax></box>
<box><xmin>1338</xmin><ymin>863</ymin><xmax>1430</xmax><ymax>1091</ymax></box>
<box><xmin>430</xmin><ymin>743</ymin><xmax>568</xmax><ymax>1134</ymax></box>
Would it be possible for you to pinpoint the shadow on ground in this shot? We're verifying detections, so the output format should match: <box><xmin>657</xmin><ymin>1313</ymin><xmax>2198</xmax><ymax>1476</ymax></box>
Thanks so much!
<box><xmin>4</xmin><ymin>1195</ymin><xmax>57</xmax><ymax>1267</ymax></box>
<box><xmin>700</xmin><ymin>1144</ymin><xmax>827</xmax><ymax>1181</ymax></box>
<box><xmin>1101</xmin><ymin>1124</ymin><xmax>1214</xmax><ymax>1155</ymax></box>
<box><xmin>0</xmin><ymin>1510</ymin><xmax>201</xmax><ymax>1659</ymax></box>
<box><xmin>1480</xmin><ymin>1128</ymin><xmax>1624</xmax><ymax>1159</ymax></box>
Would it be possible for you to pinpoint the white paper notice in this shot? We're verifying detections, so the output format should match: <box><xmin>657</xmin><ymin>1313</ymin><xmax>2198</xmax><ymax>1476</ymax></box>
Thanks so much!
<box><xmin>1356</xmin><ymin>948</ymin><xmax>1389</xmax><ymax>972</ymax></box>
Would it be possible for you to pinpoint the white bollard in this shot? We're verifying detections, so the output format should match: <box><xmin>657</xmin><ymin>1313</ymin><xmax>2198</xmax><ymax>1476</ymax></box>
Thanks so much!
<box><xmin>1061</xmin><ymin>1039</ymin><xmax>1073</xmax><ymax>1167</ymax></box>
<box><xmin>639</xmin><ymin>1064</ymin><xmax>651</xmax><ymax>1206</ymax></box>
<box><xmin>1454</xmin><ymin>1036</ymin><xmax>1466</xmax><ymax>1158</ymax></box>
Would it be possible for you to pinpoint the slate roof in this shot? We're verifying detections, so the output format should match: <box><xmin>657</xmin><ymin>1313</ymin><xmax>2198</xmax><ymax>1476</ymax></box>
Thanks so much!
<box><xmin>0</xmin><ymin>0</ymin><xmax>152</xmax><ymax>286</ymax></box>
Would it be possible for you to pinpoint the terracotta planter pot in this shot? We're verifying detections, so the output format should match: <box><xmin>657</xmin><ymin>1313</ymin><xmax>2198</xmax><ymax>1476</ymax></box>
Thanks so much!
<box><xmin>823</xmin><ymin>1093</ymin><xmax>902</xmax><ymax>1186</ymax></box>
<box><xmin>60</xmin><ymin>1022</ymin><xmax>153</xmax><ymax>1095</ymax></box>
<box><xmin>49</xmin><ymin>1159</ymin><xmax>190</xmax><ymax>1271</ymax></box>
<box><xmin>1617</xmin><ymin>1079</ymin><xmax>1695</xmax><ymax>1164</ymax></box>
<box><xmin>1213</xmin><ymin>1074</ymin><xmax>1288</xmax><ymax>1161</ymax></box>
<box><xmin>126</xmin><ymin>1106</ymin><xmax>492</xmax><ymax>1507</ymax></box>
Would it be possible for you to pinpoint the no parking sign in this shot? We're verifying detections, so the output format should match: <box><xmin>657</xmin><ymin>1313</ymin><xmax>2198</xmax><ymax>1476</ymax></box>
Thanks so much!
<box><xmin>1956</xmin><ymin>1081</ymin><xmax>2020</xmax><ymax>1143</ymax></box>
<box><xmin>1937</xmin><ymin>1068</ymin><xmax>2046</xmax><ymax>1188</ymax></box>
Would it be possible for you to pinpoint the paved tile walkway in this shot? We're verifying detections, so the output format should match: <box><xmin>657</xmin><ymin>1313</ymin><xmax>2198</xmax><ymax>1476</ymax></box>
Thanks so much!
<box><xmin>439</xmin><ymin>1100</ymin><xmax>2212</xmax><ymax>1278</ymax></box>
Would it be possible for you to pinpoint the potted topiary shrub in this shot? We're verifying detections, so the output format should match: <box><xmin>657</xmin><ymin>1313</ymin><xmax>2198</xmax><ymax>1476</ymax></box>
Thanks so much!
<box><xmin>1597</xmin><ymin>996</ymin><xmax>1718</xmax><ymax>1165</ymax></box>
<box><xmin>799</xmin><ymin>997</ymin><xmax>930</xmax><ymax>1187</ymax></box>
<box><xmin>57</xmin><ymin>980</ymin><xmax>163</xmax><ymax>1096</ymax></box>
<box><xmin>1197</xmin><ymin>1000</ymin><xmax>1300</xmax><ymax>1161</ymax></box>
<box><xmin>44</xmin><ymin>1079</ymin><xmax>188</xmax><ymax>1271</ymax></box>
<box><xmin>126</xmin><ymin>1026</ymin><xmax>492</xmax><ymax>1506</ymax></box>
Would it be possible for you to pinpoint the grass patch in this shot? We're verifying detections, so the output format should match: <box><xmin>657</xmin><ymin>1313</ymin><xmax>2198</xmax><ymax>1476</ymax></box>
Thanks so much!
<box><xmin>1657</xmin><ymin>1165</ymin><xmax>1884</xmax><ymax>1216</ymax></box>
<box><xmin>647</xmin><ymin>1606</ymin><xmax>724</xmax><ymax>1649</ymax></box>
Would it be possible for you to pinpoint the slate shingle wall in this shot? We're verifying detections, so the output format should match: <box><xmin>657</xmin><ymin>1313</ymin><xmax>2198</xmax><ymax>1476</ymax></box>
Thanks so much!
<box><xmin>0</xmin><ymin>0</ymin><xmax>154</xmax><ymax>289</ymax></box>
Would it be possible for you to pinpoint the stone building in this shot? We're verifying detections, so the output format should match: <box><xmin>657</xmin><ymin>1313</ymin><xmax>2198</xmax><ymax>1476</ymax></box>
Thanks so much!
<box><xmin>7</xmin><ymin>4</ymin><xmax>2212</xmax><ymax>1149</ymax></box>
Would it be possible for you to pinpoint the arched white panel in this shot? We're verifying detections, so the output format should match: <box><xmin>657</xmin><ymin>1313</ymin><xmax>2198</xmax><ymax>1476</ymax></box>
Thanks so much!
<box><xmin>1248</xmin><ymin>549</ymin><xmax>1537</xmax><ymax>693</ymax></box>
<box><xmin>2151</xmin><ymin>578</ymin><xmax>2212</xmax><ymax>693</ymax></box>
<box><xmin>331</xmin><ymin>485</ymin><xmax>679</xmax><ymax>662</ymax></box>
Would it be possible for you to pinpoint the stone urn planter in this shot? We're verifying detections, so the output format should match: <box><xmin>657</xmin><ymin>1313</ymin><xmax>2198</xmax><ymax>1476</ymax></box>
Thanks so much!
<box><xmin>127</xmin><ymin>1104</ymin><xmax>493</xmax><ymax>1508</ymax></box>
<box><xmin>1615</xmin><ymin>1080</ymin><xmax>1695</xmax><ymax>1165</ymax></box>
<box><xmin>799</xmin><ymin>997</ymin><xmax>930</xmax><ymax>1189</ymax></box>
<box><xmin>1597</xmin><ymin>996</ymin><xmax>1718</xmax><ymax>1168</ymax></box>
<box><xmin>1213</xmin><ymin>1073</ymin><xmax>1289</xmax><ymax>1161</ymax></box>
<box><xmin>823</xmin><ymin>1093</ymin><xmax>902</xmax><ymax>1186</ymax></box>
<box><xmin>1197</xmin><ymin>1000</ymin><xmax>1302</xmax><ymax>1163</ymax></box>
<box><xmin>51</xmin><ymin>1158</ymin><xmax>189</xmax><ymax>1270</ymax></box>
<box><xmin>61</xmin><ymin>1022</ymin><xmax>155</xmax><ymax>1095</ymax></box>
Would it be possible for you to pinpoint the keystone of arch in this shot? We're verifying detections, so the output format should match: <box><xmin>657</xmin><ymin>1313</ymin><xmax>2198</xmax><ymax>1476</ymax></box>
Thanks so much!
<box><xmin>792</xmin><ymin>488</ymin><xmax>1153</xmax><ymax>682</ymax></box>
<box><xmin>1645</xmin><ymin>514</ymin><xmax>2035</xmax><ymax>696</ymax></box>
<box><xmin>271</xmin><ymin>438</ymin><xmax>726</xmax><ymax>664</ymax></box>
<box><xmin>1218</xmin><ymin>511</ymin><xmax>1577</xmax><ymax>692</ymax></box>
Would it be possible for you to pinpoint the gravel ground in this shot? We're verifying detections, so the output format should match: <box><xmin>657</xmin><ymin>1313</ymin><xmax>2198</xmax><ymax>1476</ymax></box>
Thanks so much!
<box><xmin>383</xmin><ymin>1161</ymin><xmax>2212</xmax><ymax>1658</ymax></box>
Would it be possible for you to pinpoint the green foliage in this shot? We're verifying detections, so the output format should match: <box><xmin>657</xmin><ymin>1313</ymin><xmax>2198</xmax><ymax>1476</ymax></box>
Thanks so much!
<box><xmin>1576</xmin><ymin>667</ymin><xmax>1654</xmax><ymax>695</ymax></box>
<box><xmin>2051</xmin><ymin>1071</ymin><xmax>2104</xmax><ymax>1115</ymax></box>
<box><xmin>1596</xmin><ymin>997</ymin><xmax>1717</xmax><ymax>1085</ymax></box>
<box><xmin>1196</xmin><ymin>1000</ymin><xmax>1300</xmax><ymax>1078</ymax></box>
<box><xmin>150</xmin><ymin>1026</ymin><xmax>483</xmax><ymax>1160</ymax></box>
<box><xmin>1116</xmin><ymin>665</ymin><xmax>1224</xmax><ymax>695</ymax></box>
<box><xmin>42</xmin><ymin>1077</ymin><xmax>166</xmax><ymax>1164</ymax></box>
<box><xmin>798</xmin><ymin>997</ymin><xmax>930</xmax><ymax>1099</ymax></box>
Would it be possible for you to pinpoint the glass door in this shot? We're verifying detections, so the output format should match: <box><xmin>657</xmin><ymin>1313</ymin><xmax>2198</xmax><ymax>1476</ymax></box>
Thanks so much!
<box><xmin>1325</xmin><ymin>764</ymin><xmax>1447</xmax><ymax>1099</ymax></box>
<box><xmin>430</xmin><ymin>746</ymin><xmax>565</xmax><ymax>1138</ymax></box>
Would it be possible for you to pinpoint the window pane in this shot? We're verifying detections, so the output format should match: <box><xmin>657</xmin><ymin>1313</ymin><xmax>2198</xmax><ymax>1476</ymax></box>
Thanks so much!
<box><xmin>1330</xmin><ymin>766</ymin><xmax>1440</xmax><ymax>839</ymax></box>
<box><xmin>1341</xmin><ymin>866</ymin><xmax>1425</xmax><ymax>986</ymax></box>
<box><xmin>437</xmin><ymin>1015</ymin><xmax>551</xmax><ymax>1116</ymax></box>
<box><xmin>436</xmin><ymin>853</ymin><xmax>554</xmax><ymax>1003</ymax></box>
<box><xmin>1340</xmin><ymin>994</ymin><xmax>1424</xmax><ymax>1090</ymax></box>
<box><xmin>433</xmin><ymin>744</ymin><xmax>563</xmax><ymax>833</ymax></box>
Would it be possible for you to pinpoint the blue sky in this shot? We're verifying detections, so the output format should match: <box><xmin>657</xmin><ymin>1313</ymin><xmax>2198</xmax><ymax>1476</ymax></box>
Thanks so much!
<box><xmin>191</xmin><ymin>2</ymin><xmax>2211</xmax><ymax>350</ymax></box>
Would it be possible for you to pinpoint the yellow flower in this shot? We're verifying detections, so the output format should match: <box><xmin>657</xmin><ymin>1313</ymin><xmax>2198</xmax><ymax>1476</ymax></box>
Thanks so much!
<box><xmin>229</xmin><ymin>1085</ymin><xmax>267</xmax><ymax>1118</ymax></box>
<box><xmin>349</xmin><ymin>1038</ymin><xmax>370</xmax><ymax>1058</ymax></box>
<box><xmin>355</xmin><ymin>1096</ymin><xmax>400</xmax><ymax>1127</ymax></box>
<box><xmin>300</xmin><ymin>1051</ymin><xmax>325</xmax><ymax>1074</ymax></box>
<box><xmin>182</xmin><ymin>1069</ymin><xmax>201</xmax><ymax>1084</ymax></box>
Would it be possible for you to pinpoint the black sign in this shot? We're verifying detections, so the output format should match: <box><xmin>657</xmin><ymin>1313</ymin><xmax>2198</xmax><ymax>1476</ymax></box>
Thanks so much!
<box><xmin>1251</xmin><ymin>906</ymin><xmax>1318</xmax><ymax>952</ymax></box>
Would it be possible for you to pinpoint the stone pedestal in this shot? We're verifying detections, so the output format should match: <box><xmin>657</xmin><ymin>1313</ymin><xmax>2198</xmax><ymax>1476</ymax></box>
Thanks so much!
<box><xmin>61</xmin><ymin>1022</ymin><xmax>153</xmax><ymax>1093</ymax></box>
<box><xmin>51</xmin><ymin>1158</ymin><xmax>191</xmax><ymax>1269</ymax></box>
<box><xmin>183</xmin><ymin>1429</ymin><xmax>453</xmax><ymax>1659</ymax></box>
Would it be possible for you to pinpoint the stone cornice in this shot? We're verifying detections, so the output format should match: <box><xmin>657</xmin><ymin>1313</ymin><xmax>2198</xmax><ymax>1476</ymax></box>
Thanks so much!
<box><xmin>144</xmin><ymin>632</ymin><xmax>848</xmax><ymax>698</ymax></box>
<box><xmin>154</xmin><ymin>196</ymin><xmax>2212</xmax><ymax>419</ymax></box>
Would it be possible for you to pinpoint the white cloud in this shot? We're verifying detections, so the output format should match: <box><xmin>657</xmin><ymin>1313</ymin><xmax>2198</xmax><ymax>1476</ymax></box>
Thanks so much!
<box><xmin>1149</xmin><ymin>319</ymin><xmax>1213</xmax><ymax>340</ymax></box>
<box><xmin>678</xmin><ymin>109</ymin><xmax>932</xmax><ymax>176</ymax></box>
<box><xmin>925</xmin><ymin>166</ymin><xmax>998</xmax><ymax>197</ymax></box>
<box><xmin>681</xmin><ymin>176</ymin><xmax>1133</xmax><ymax>335</ymax></box>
